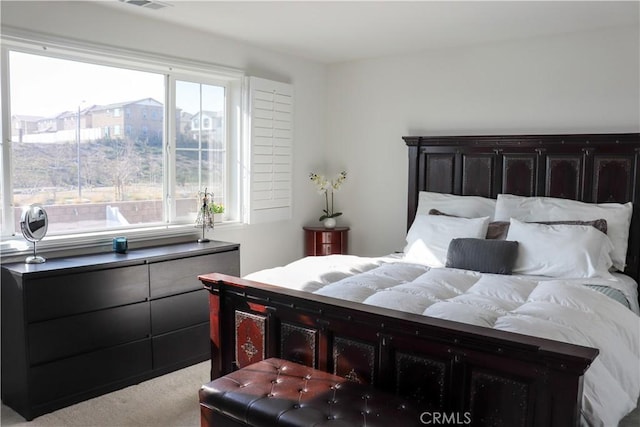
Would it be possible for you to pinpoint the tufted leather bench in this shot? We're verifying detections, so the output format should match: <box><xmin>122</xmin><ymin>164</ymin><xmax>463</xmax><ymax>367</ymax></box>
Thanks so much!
<box><xmin>199</xmin><ymin>358</ymin><xmax>421</xmax><ymax>427</ymax></box>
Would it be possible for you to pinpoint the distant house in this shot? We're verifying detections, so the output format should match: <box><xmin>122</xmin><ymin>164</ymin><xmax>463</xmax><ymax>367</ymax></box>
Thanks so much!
<box><xmin>13</xmin><ymin>99</ymin><xmax>163</xmax><ymax>144</ymax></box>
<box><xmin>36</xmin><ymin>111</ymin><xmax>69</xmax><ymax>133</ymax></box>
<box><xmin>189</xmin><ymin>111</ymin><xmax>223</xmax><ymax>145</ymax></box>
<box><xmin>90</xmin><ymin>98</ymin><xmax>163</xmax><ymax>142</ymax></box>
<box><xmin>10</xmin><ymin>115</ymin><xmax>42</xmax><ymax>141</ymax></box>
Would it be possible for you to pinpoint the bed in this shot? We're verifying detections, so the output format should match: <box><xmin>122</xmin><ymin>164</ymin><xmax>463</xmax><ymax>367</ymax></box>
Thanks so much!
<box><xmin>200</xmin><ymin>133</ymin><xmax>640</xmax><ymax>427</ymax></box>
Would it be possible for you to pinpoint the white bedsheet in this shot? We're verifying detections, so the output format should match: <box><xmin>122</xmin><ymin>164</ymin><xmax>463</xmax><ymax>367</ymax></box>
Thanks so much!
<box><xmin>245</xmin><ymin>254</ymin><xmax>640</xmax><ymax>427</ymax></box>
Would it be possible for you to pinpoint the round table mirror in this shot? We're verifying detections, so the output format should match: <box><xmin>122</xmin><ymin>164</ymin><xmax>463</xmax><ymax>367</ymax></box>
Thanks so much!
<box><xmin>20</xmin><ymin>204</ymin><xmax>48</xmax><ymax>264</ymax></box>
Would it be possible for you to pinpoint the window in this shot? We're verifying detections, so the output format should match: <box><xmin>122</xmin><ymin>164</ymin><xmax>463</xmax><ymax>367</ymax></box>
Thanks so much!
<box><xmin>174</xmin><ymin>80</ymin><xmax>226</xmax><ymax>222</ymax></box>
<box><xmin>1</xmin><ymin>39</ymin><xmax>243</xmax><ymax>242</ymax></box>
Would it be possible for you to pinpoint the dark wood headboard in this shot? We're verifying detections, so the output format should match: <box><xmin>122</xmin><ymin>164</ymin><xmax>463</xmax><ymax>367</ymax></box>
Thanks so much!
<box><xmin>403</xmin><ymin>133</ymin><xmax>640</xmax><ymax>282</ymax></box>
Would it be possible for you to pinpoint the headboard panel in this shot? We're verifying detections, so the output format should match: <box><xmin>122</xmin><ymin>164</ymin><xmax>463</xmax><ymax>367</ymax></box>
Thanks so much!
<box><xmin>403</xmin><ymin>133</ymin><xmax>640</xmax><ymax>282</ymax></box>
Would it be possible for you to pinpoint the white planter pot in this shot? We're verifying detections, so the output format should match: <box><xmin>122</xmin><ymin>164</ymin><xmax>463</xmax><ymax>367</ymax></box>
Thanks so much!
<box><xmin>323</xmin><ymin>217</ymin><xmax>336</xmax><ymax>229</ymax></box>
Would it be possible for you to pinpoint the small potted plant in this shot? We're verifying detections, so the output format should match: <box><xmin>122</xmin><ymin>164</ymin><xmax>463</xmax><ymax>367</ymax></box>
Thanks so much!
<box><xmin>210</xmin><ymin>202</ymin><xmax>225</xmax><ymax>222</ymax></box>
<box><xmin>309</xmin><ymin>171</ymin><xmax>347</xmax><ymax>228</ymax></box>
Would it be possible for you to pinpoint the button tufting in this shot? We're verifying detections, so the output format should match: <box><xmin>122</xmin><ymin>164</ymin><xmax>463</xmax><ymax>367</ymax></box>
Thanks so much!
<box><xmin>201</xmin><ymin>358</ymin><xmax>419</xmax><ymax>427</ymax></box>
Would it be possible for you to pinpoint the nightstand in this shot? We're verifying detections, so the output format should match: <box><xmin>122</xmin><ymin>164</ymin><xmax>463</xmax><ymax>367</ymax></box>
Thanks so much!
<box><xmin>303</xmin><ymin>226</ymin><xmax>349</xmax><ymax>256</ymax></box>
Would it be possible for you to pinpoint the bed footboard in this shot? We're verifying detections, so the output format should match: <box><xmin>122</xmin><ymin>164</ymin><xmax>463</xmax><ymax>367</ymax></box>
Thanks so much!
<box><xmin>200</xmin><ymin>273</ymin><xmax>598</xmax><ymax>427</ymax></box>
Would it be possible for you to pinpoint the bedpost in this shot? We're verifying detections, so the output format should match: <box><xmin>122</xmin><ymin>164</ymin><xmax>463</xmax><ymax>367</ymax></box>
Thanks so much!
<box><xmin>630</xmin><ymin>147</ymin><xmax>640</xmax><ymax>283</ymax></box>
<box><xmin>405</xmin><ymin>136</ymin><xmax>421</xmax><ymax>229</ymax></box>
<box><xmin>202</xmin><ymin>280</ymin><xmax>223</xmax><ymax>380</ymax></box>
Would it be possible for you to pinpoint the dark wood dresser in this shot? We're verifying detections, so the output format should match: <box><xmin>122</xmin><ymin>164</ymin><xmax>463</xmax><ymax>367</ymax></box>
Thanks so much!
<box><xmin>303</xmin><ymin>226</ymin><xmax>349</xmax><ymax>256</ymax></box>
<box><xmin>1</xmin><ymin>240</ymin><xmax>239</xmax><ymax>421</ymax></box>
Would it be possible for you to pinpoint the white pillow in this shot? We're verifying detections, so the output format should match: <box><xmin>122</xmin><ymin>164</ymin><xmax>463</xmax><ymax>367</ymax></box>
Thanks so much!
<box><xmin>495</xmin><ymin>194</ymin><xmax>632</xmax><ymax>271</ymax></box>
<box><xmin>404</xmin><ymin>214</ymin><xmax>490</xmax><ymax>268</ymax></box>
<box><xmin>506</xmin><ymin>218</ymin><xmax>615</xmax><ymax>279</ymax></box>
<box><xmin>416</xmin><ymin>191</ymin><xmax>496</xmax><ymax>220</ymax></box>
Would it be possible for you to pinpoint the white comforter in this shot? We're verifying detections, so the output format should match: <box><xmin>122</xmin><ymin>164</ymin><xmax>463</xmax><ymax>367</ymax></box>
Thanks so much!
<box><xmin>245</xmin><ymin>255</ymin><xmax>640</xmax><ymax>427</ymax></box>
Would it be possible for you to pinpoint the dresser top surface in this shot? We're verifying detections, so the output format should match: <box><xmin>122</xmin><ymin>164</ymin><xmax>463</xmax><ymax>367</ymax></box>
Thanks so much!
<box><xmin>2</xmin><ymin>240</ymin><xmax>239</xmax><ymax>276</ymax></box>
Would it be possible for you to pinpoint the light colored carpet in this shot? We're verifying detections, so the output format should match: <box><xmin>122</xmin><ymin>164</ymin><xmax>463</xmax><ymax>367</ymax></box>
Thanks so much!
<box><xmin>620</xmin><ymin>397</ymin><xmax>640</xmax><ymax>427</ymax></box>
<box><xmin>1</xmin><ymin>362</ymin><xmax>209</xmax><ymax>427</ymax></box>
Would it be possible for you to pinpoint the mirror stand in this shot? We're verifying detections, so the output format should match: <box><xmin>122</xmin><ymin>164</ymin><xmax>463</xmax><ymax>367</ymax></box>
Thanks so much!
<box><xmin>25</xmin><ymin>241</ymin><xmax>46</xmax><ymax>264</ymax></box>
<box><xmin>20</xmin><ymin>204</ymin><xmax>49</xmax><ymax>264</ymax></box>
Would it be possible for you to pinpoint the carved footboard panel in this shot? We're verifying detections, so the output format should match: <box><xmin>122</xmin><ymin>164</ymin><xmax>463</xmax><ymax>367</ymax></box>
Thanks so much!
<box><xmin>200</xmin><ymin>273</ymin><xmax>598</xmax><ymax>427</ymax></box>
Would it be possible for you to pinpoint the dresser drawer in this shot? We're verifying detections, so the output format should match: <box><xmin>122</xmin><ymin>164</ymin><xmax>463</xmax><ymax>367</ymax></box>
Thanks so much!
<box><xmin>28</xmin><ymin>302</ymin><xmax>150</xmax><ymax>365</ymax></box>
<box><xmin>152</xmin><ymin>322</ymin><xmax>209</xmax><ymax>370</ymax></box>
<box><xmin>30</xmin><ymin>340</ymin><xmax>152</xmax><ymax>405</ymax></box>
<box><xmin>151</xmin><ymin>289</ymin><xmax>209</xmax><ymax>335</ymax></box>
<box><xmin>25</xmin><ymin>265</ymin><xmax>148</xmax><ymax>322</ymax></box>
<box><xmin>149</xmin><ymin>250</ymin><xmax>240</xmax><ymax>299</ymax></box>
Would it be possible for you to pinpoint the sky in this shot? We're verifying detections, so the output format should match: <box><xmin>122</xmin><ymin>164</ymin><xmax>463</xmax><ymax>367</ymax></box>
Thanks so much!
<box><xmin>9</xmin><ymin>51</ymin><xmax>223</xmax><ymax>118</ymax></box>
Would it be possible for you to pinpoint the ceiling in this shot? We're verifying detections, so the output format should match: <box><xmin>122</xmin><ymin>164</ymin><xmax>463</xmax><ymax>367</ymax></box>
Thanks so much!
<box><xmin>100</xmin><ymin>1</ymin><xmax>640</xmax><ymax>64</ymax></box>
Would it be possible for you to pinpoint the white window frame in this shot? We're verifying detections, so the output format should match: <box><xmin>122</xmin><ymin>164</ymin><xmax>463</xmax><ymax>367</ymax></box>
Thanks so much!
<box><xmin>0</xmin><ymin>28</ymin><xmax>246</xmax><ymax>254</ymax></box>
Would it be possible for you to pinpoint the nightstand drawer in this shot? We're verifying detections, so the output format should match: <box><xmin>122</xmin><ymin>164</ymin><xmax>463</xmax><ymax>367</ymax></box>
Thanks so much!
<box><xmin>303</xmin><ymin>226</ymin><xmax>349</xmax><ymax>256</ymax></box>
<box><xmin>316</xmin><ymin>242</ymin><xmax>341</xmax><ymax>256</ymax></box>
<box><xmin>317</xmin><ymin>231</ymin><xmax>338</xmax><ymax>243</ymax></box>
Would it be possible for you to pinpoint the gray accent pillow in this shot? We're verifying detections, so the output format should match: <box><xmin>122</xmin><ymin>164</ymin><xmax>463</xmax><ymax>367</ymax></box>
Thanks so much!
<box><xmin>446</xmin><ymin>238</ymin><xmax>519</xmax><ymax>275</ymax></box>
<box><xmin>483</xmin><ymin>219</ymin><xmax>608</xmax><ymax>240</ymax></box>
<box><xmin>428</xmin><ymin>208</ymin><xmax>608</xmax><ymax>240</ymax></box>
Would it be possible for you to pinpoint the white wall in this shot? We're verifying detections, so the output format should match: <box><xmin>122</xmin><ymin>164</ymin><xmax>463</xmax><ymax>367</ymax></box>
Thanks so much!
<box><xmin>1</xmin><ymin>1</ymin><xmax>328</xmax><ymax>275</ymax></box>
<box><xmin>326</xmin><ymin>26</ymin><xmax>640</xmax><ymax>256</ymax></box>
<box><xmin>3</xmin><ymin>3</ymin><xmax>639</xmax><ymax>269</ymax></box>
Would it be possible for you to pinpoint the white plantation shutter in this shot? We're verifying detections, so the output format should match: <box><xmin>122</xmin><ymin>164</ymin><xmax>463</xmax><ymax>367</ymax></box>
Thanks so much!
<box><xmin>248</xmin><ymin>77</ymin><xmax>293</xmax><ymax>223</ymax></box>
